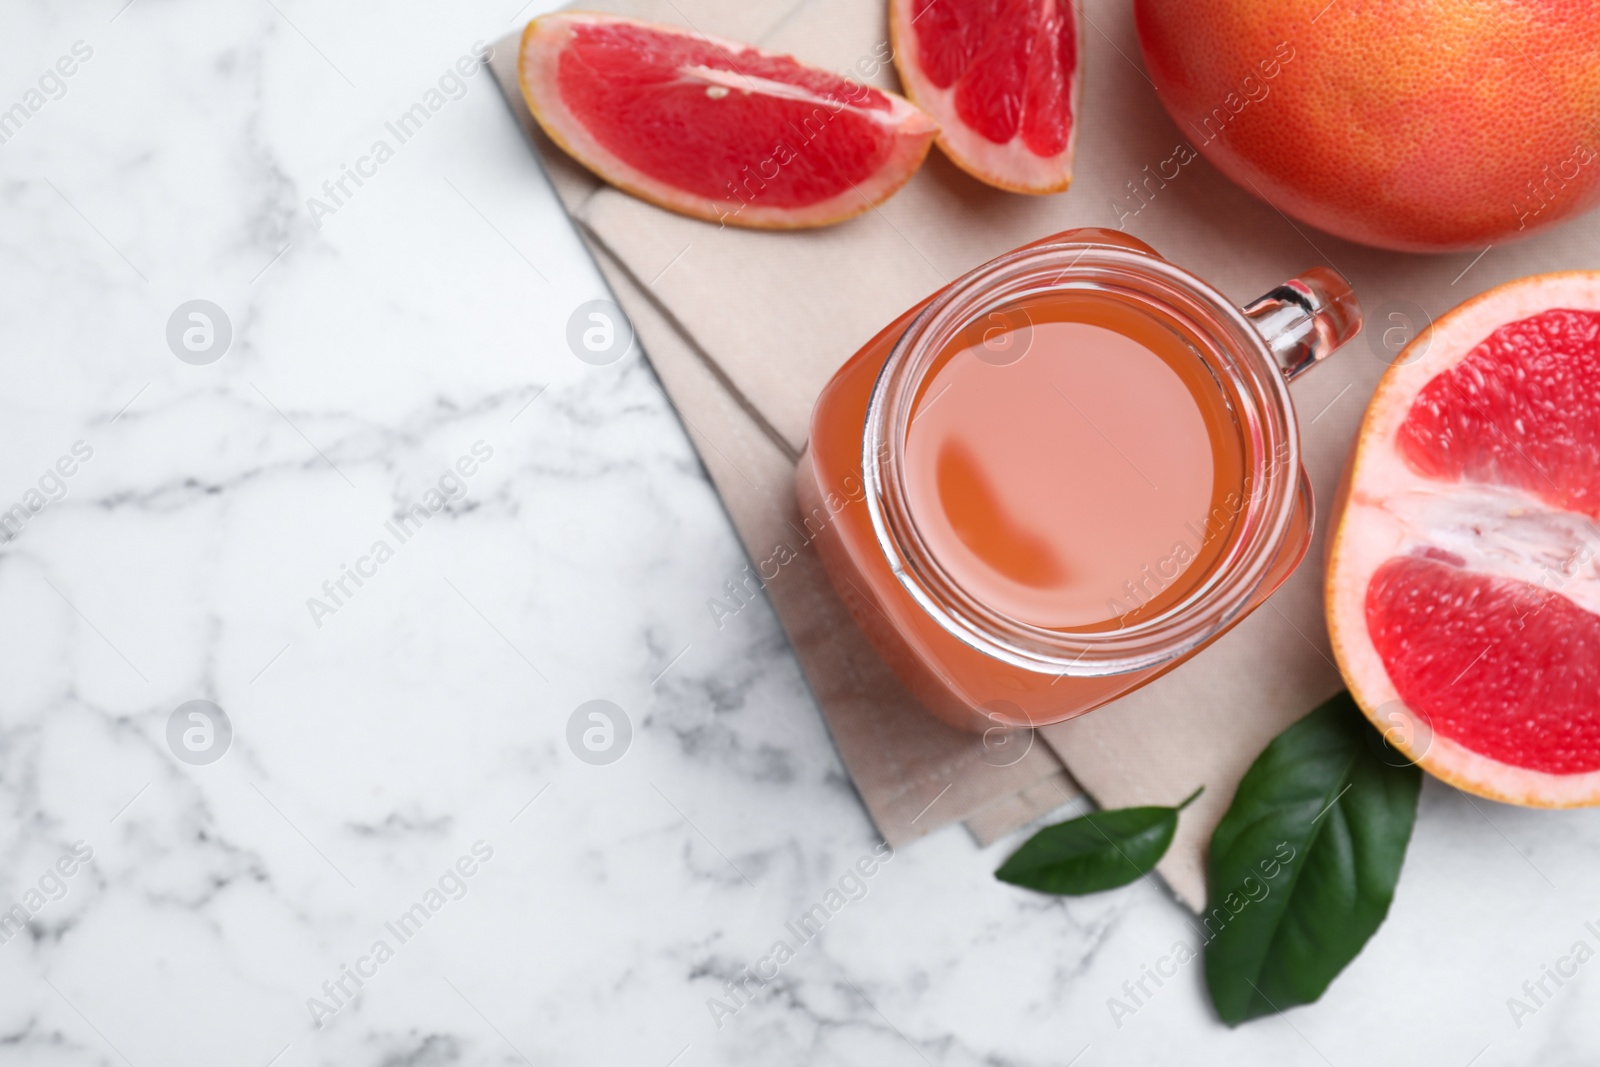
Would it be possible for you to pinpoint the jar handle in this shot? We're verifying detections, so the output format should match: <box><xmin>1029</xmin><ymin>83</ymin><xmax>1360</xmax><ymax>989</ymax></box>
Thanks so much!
<box><xmin>1242</xmin><ymin>267</ymin><xmax>1362</xmax><ymax>381</ymax></box>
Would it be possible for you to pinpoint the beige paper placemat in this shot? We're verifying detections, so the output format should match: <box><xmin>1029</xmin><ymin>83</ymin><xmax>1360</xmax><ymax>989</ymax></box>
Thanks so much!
<box><xmin>488</xmin><ymin>18</ymin><xmax>1082</xmax><ymax>859</ymax></box>
<box><xmin>489</xmin><ymin>0</ymin><xmax>1600</xmax><ymax>909</ymax></box>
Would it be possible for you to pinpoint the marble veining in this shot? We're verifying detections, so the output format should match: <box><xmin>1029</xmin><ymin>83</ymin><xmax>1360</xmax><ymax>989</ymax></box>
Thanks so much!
<box><xmin>1</xmin><ymin>0</ymin><xmax>1599</xmax><ymax>1064</ymax></box>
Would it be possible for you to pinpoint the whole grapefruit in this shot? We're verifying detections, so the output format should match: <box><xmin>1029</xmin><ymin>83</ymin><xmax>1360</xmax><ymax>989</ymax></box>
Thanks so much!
<box><xmin>1133</xmin><ymin>0</ymin><xmax>1600</xmax><ymax>252</ymax></box>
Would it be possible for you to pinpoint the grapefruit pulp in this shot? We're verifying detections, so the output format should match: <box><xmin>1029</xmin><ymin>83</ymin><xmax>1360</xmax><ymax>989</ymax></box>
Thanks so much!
<box><xmin>889</xmin><ymin>0</ymin><xmax>1081</xmax><ymax>194</ymax></box>
<box><xmin>1327</xmin><ymin>272</ymin><xmax>1600</xmax><ymax>806</ymax></box>
<box><xmin>517</xmin><ymin>13</ymin><xmax>938</xmax><ymax>229</ymax></box>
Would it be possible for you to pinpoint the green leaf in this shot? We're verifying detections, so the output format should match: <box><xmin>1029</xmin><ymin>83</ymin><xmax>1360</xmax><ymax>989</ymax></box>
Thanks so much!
<box><xmin>996</xmin><ymin>786</ymin><xmax>1202</xmax><ymax>895</ymax></box>
<box><xmin>1204</xmin><ymin>690</ymin><xmax>1421</xmax><ymax>1026</ymax></box>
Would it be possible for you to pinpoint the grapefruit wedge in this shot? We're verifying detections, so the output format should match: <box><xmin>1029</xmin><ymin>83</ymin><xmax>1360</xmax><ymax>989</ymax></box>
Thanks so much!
<box><xmin>1328</xmin><ymin>272</ymin><xmax>1600</xmax><ymax>806</ymax></box>
<box><xmin>889</xmin><ymin>0</ymin><xmax>1081</xmax><ymax>194</ymax></box>
<box><xmin>517</xmin><ymin>12</ymin><xmax>938</xmax><ymax>229</ymax></box>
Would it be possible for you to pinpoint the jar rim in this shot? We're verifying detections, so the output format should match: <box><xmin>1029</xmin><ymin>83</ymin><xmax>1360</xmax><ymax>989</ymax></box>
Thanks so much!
<box><xmin>860</xmin><ymin>238</ymin><xmax>1303</xmax><ymax>678</ymax></box>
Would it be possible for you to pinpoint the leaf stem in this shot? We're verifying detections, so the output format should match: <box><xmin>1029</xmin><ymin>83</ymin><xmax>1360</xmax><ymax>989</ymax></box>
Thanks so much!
<box><xmin>1176</xmin><ymin>785</ymin><xmax>1205</xmax><ymax>811</ymax></box>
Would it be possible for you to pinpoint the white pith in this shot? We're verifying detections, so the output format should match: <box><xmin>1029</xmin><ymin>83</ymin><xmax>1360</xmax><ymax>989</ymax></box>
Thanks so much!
<box><xmin>519</xmin><ymin>13</ymin><xmax>937</xmax><ymax>229</ymax></box>
<box><xmin>1328</xmin><ymin>272</ymin><xmax>1600</xmax><ymax>805</ymax></box>
<box><xmin>890</xmin><ymin>0</ymin><xmax>1080</xmax><ymax>194</ymax></box>
<box><xmin>1354</xmin><ymin>484</ymin><xmax>1600</xmax><ymax>615</ymax></box>
<box><xmin>682</xmin><ymin>66</ymin><xmax>934</xmax><ymax>130</ymax></box>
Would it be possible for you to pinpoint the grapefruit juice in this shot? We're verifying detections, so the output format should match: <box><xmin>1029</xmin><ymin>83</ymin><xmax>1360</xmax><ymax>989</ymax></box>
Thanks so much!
<box><xmin>902</xmin><ymin>290</ymin><xmax>1246</xmax><ymax>633</ymax></box>
<box><xmin>798</xmin><ymin>229</ymin><xmax>1354</xmax><ymax>731</ymax></box>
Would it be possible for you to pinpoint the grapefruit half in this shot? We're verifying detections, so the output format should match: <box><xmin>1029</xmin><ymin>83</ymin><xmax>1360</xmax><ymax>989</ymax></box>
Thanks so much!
<box><xmin>1327</xmin><ymin>272</ymin><xmax>1600</xmax><ymax>806</ymax></box>
<box><xmin>889</xmin><ymin>0</ymin><xmax>1081</xmax><ymax>194</ymax></box>
<box><xmin>518</xmin><ymin>12</ymin><xmax>938</xmax><ymax>229</ymax></box>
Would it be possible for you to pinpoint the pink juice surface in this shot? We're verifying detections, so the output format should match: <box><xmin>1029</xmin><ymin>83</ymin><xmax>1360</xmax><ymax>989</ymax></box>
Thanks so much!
<box><xmin>902</xmin><ymin>293</ymin><xmax>1245</xmax><ymax>629</ymax></box>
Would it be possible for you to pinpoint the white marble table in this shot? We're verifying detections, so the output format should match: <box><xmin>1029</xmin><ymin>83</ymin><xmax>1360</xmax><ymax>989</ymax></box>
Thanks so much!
<box><xmin>3</xmin><ymin>1</ymin><xmax>1598</xmax><ymax>1064</ymax></box>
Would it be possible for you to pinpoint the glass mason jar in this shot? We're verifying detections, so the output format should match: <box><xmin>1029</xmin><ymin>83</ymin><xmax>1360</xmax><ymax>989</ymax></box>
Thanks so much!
<box><xmin>796</xmin><ymin>228</ymin><xmax>1361</xmax><ymax>733</ymax></box>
